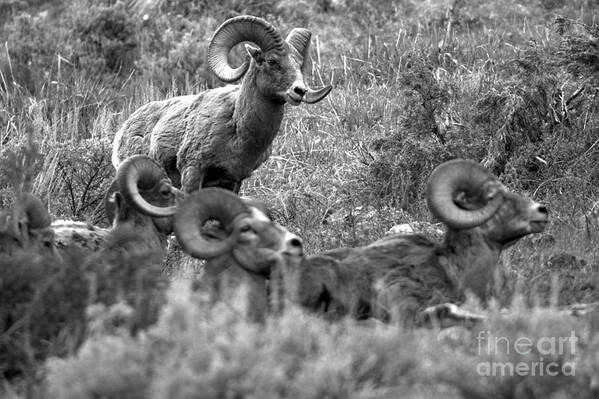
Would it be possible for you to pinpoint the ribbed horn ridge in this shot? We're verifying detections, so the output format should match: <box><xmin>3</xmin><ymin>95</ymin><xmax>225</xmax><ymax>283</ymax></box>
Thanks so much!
<box><xmin>208</xmin><ymin>15</ymin><xmax>285</xmax><ymax>83</ymax></box>
<box><xmin>426</xmin><ymin>159</ymin><xmax>502</xmax><ymax>229</ymax></box>
<box><xmin>286</xmin><ymin>28</ymin><xmax>312</xmax><ymax>71</ymax></box>
<box><xmin>174</xmin><ymin>187</ymin><xmax>251</xmax><ymax>259</ymax></box>
<box><xmin>116</xmin><ymin>155</ymin><xmax>177</xmax><ymax>217</ymax></box>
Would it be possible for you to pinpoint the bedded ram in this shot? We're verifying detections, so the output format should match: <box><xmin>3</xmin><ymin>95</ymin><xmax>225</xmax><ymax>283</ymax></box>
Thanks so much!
<box><xmin>112</xmin><ymin>15</ymin><xmax>332</xmax><ymax>194</ymax></box>
<box><xmin>0</xmin><ymin>154</ymin><xmax>185</xmax><ymax>376</ymax></box>
<box><xmin>0</xmin><ymin>155</ymin><xmax>180</xmax><ymax>331</ymax></box>
<box><xmin>280</xmin><ymin>159</ymin><xmax>549</xmax><ymax>325</ymax></box>
<box><xmin>156</xmin><ymin>187</ymin><xmax>304</xmax><ymax>322</ymax></box>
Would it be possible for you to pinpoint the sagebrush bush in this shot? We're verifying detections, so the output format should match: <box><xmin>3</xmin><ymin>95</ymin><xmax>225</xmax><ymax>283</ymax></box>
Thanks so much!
<box><xmin>71</xmin><ymin>1</ymin><xmax>139</xmax><ymax>77</ymax></box>
<box><xmin>0</xmin><ymin>250</ymin><xmax>89</xmax><ymax>379</ymax></box>
<box><xmin>42</xmin><ymin>282</ymin><xmax>599</xmax><ymax>399</ymax></box>
<box><xmin>44</xmin><ymin>283</ymin><xmax>429</xmax><ymax>399</ymax></box>
<box><xmin>46</xmin><ymin>333</ymin><xmax>150</xmax><ymax>399</ymax></box>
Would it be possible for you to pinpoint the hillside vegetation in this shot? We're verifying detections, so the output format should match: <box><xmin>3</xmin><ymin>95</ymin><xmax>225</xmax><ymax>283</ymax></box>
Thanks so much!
<box><xmin>1</xmin><ymin>0</ymin><xmax>599</xmax><ymax>397</ymax></box>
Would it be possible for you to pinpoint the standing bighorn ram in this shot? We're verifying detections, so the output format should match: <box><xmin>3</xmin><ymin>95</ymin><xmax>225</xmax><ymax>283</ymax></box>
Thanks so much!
<box><xmin>280</xmin><ymin>159</ymin><xmax>549</xmax><ymax>325</ymax></box>
<box><xmin>112</xmin><ymin>15</ymin><xmax>332</xmax><ymax>194</ymax></box>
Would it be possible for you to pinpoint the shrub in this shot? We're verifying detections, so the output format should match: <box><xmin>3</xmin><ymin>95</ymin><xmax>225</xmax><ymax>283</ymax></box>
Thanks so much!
<box><xmin>46</xmin><ymin>333</ymin><xmax>150</xmax><ymax>399</ymax></box>
<box><xmin>366</xmin><ymin>54</ymin><xmax>454</xmax><ymax>212</ymax></box>
<box><xmin>0</xmin><ymin>250</ymin><xmax>89</xmax><ymax>379</ymax></box>
<box><xmin>71</xmin><ymin>1</ymin><xmax>140</xmax><ymax>77</ymax></box>
<box><xmin>41</xmin><ymin>138</ymin><xmax>114</xmax><ymax>225</ymax></box>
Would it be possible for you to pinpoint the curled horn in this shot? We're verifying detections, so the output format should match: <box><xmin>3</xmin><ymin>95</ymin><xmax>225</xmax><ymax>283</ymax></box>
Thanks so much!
<box><xmin>426</xmin><ymin>159</ymin><xmax>502</xmax><ymax>229</ymax></box>
<box><xmin>116</xmin><ymin>155</ymin><xmax>177</xmax><ymax>217</ymax></box>
<box><xmin>174</xmin><ymin>188</ymin><xmax>251</xmax><ymax>259</ymax></box>
<box><xmin>286</xmin><ymin>28</ymin><xmax>312</xmax><ymax>74</ymax></box>
<box><xmin>208</xmin><ymin>15</ymin><xmax>285</xmax><ymax>83</ymax></box>
<box><xmin>285</xmin><ymin>28</ymin><xmax>332</xmax><ymax>104</ymax></box>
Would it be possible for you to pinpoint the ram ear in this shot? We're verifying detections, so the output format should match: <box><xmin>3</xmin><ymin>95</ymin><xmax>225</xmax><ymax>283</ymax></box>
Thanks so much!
<box><xmin>245</xmin><ymin>44</ymin><xmax>264</xmax><ymax>64</ymax></box>
<box><xmin>104</xmin><ymin>179</ymin><xmax>119</xmax><ymax>225</ymax></box>
<box><xmin>111</xmin><ymin>192</ymin><xmax>124</xmax><ymax>227</ymax></box>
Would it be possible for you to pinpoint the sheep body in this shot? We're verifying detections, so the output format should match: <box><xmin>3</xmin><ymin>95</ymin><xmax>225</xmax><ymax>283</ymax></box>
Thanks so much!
<box><xmin>52</xmin><ymin>220</ymin><xmax>110</xmax><ymax>252</ymax></box>
<box><xmin>283</xmin><ymin>160</ymin><xmax>549</xmax><ymax>325</ymax></box>
<box><xmin>289</xmin><ymin>234</ymin><xmax>450</xmax><ymax>322</ymax></box>
<box><xmin>113</xmin><ymin>85</ymin><xmax>279</xmax><ymax>192</ymax></box>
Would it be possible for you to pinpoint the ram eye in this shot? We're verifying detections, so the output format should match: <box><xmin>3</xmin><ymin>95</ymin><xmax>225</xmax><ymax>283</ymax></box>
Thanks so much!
<box><xmin>158</xmin><ymin>184</ymin><xmax>171</xmax><ymax>197</ymax></box>
<box><xmin>238</xmin><ymin>224</ymin><xmax>252</xmax><ymax>233</ymax></box>
<box><xmin>485</xmin><ymin>189</ymin><xmax>498</xmax><ymax>200</ymax></box>
<box><xmin>267</xmin><ymin>59</ymin><xmax>278</xmax><ymax>66</ymax></box>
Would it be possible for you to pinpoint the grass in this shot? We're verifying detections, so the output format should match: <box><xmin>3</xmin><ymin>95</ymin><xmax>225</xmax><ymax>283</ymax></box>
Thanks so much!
<box><xmin>1</xmin><ymin>0</ymin><xmax>599</xmax><ymax>397</ymax></box>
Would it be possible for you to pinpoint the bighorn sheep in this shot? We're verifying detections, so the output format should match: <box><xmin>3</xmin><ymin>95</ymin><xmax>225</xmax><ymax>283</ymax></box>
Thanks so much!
<box><xmin>0</xmin><ymin>155</ymin><xmax>180</xmax><ymax>259</ymax></box>
<box><xmin>167</xmin><ymin>187</ymin><xmax>304</xmax><ymax>322</ymax></box>
<box><xmin>111</xmin><ymin>15</ymin><xmax>332</xmax><ymax>194</ymax></box>
<box><xmin>0</xmin><ymin>156</ymin><xmax>182</xmax><ymax>375</ymax></box>
<box><xmin>48</xmin><ymin>155</ymin><xmax>180</xmax><ymax>261</ymax></box>
<box><xmin>281</xmin><ymin>159</ymin><xmax>549</xmax><ymax>325</ymax></box>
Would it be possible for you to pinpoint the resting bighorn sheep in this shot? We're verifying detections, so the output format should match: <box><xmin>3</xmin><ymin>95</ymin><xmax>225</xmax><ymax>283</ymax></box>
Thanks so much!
<box><xmin>281</xmin><ymin>159</ymin><xmax>549</xmax><ymax>325</ymax></box>
<box><xmin>1</xmin><ymin>155</ymin><xmax>180</xmax><ymax>332</ymax></box>
<box><xmin>111</xmin><ymin>15</ymin><xmax>332</xmax><ymax>194</ymax></box>
<box><xmin>52</xmin><ymin>155</ymin><xmax>180</xmax><ymax>259</ymax></box>
<box><xmin>0</xmin><ymin>155</ymin><xmax>179</xmax><ymax>263</ymax></box>
<box><xmin>0</xmin><ymin>155</ymin><xmax>184</xmax><ymax>371</ymax></box>
<box><xmin>166</xmin><ymin>187</ymin><xmax>304</xmax><ymax>322</ymax></box>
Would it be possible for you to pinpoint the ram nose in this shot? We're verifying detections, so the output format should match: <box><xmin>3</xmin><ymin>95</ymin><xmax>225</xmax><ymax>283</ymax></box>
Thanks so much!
<box><xmin>285</xmin><ymin>85</ymin><xmax>307</xmax><ymax>106</ymax></box>
<box><xmin>529</xmin><ymin>202</ymin><xmax>549</xmax><ymax>233</ymax></box>
<box><xmin>536</xmin><ymin>204</ymin><xmax>549</xmax><ymax>217</ymax></box>
<box><xmin>283</xmin><ymin>232</ymin><xmax>303</xmax><ymax>257</ymax></box>
<box><xmin>285</xmin><ymin>76</ymin><xmax>308</xmax><ymax>105</ymax></box>
<box><xmin>531</xmin><ymin>202</ymin><xmax>549</xmax><ymax>221</ymax></box>
<box><xmin>292</xmin><ymin>85</ymin><xmax>306</xmax><ymax>97</ymax></box>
